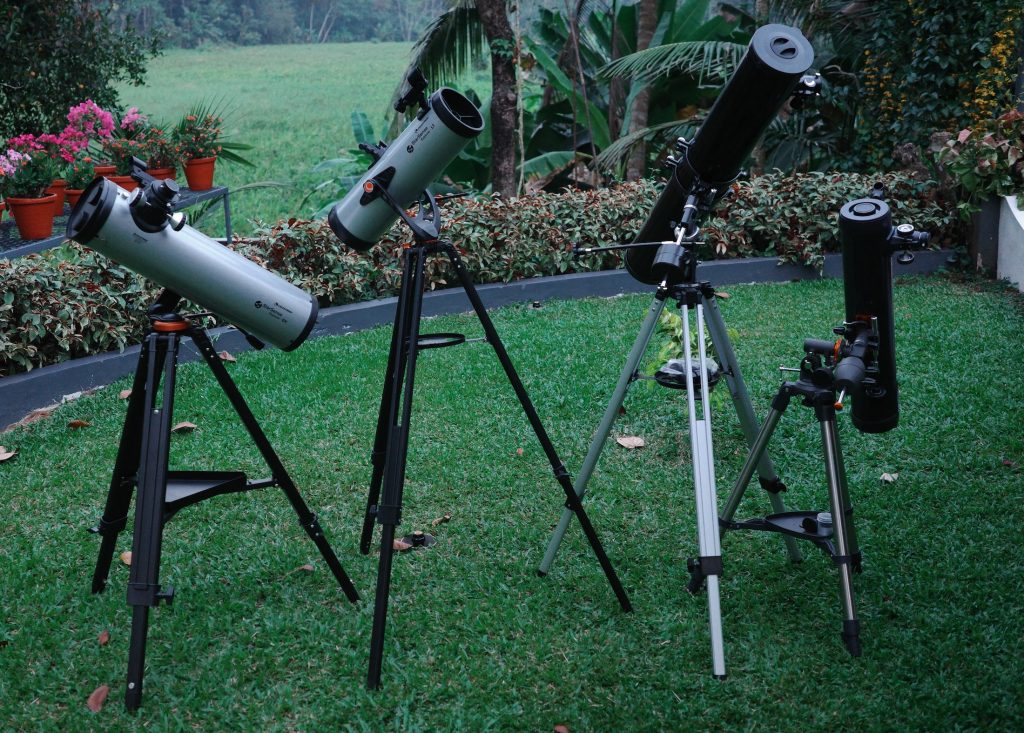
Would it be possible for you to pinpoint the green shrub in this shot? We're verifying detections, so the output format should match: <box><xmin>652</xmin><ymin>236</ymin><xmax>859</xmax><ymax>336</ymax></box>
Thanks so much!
<box><xmin>0</xmin><ymin>173</ymin><xmax>958</xmax><ymax>377</ymax></box>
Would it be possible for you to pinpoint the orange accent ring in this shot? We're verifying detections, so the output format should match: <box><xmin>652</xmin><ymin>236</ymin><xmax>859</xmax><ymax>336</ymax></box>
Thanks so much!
<box><xmin>153</xmin><ymin>319</ymin><xmax>190</xmax><ymax>332</ymax></box>
<box><xmin>833</xmin><ymin>338</ymin><xmax>842</xmax><ymax>362</ymax></box>
<box><xmin>363</xmin><ymin>181</ymin><xmax>375</xmax><ymax>193</ymax></box>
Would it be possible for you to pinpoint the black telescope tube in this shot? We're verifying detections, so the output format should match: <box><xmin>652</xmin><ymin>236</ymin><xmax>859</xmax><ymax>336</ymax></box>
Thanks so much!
<box><xmin>626</xmin><ymin>24</ymin><xmax>814</xmax><ymax>284</ymax></box>
<box><xmin>839</xmin><ymin>198</ymin><xmax>898</xmax><ymax>433</ymax></box>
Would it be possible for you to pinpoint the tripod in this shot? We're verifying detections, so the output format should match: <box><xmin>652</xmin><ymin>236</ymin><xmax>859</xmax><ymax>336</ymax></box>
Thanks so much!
<box><xmin>539</xmin><ymin>191</ymin><xmax>803</xmax><ymax>678</ymax></box>
<box><xmin>356</xmin><ymin>184</ymin><xmax>632</xmax><ymax>690</ymax></box>
<box><xmin>719</xmin><ymin>325</ymin><xmax>873</xmax><ymax>657</ymax></box>
<box><xmin>90</xmin><ymin>293</ymin><xmax>359</xmax><ymax>711</ymax></box>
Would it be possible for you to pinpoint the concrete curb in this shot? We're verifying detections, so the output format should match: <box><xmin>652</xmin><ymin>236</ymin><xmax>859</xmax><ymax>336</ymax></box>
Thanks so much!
<box><xmin>0</xmin><ymin>250</ymin><xmax>953</xmax><ymax>429</ymax></box>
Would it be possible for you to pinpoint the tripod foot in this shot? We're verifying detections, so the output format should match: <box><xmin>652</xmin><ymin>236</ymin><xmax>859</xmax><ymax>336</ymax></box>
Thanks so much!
<box><xmin>713</xmin><ymin>674</ymin><xmax>728</xmax><ymax>681</ymax></box>
<box><xmin>842</xmin><ymin>619</ymin><xmax>862</xmax><ymax>657</ymax></box>
<box><xmin>536</xmin><ymin>569</ymin><xmax>547</xmax><ymax>577</ymax></box>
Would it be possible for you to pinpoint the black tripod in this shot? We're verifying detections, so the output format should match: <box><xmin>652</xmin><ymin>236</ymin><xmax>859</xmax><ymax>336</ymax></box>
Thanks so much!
<box><xmin>356</xmin><ymin>184</ymin><xmax>632</xmax><ymax>690</ymax></box>
<box><xmin>90</xmin><ymin>293</ymin><xmax>359</xmax><ymax>710</ymax></box>
<box><xmin>718</xmin><ymin>323</ymin><xmax>876</xmax><ymax>656</ymax></box>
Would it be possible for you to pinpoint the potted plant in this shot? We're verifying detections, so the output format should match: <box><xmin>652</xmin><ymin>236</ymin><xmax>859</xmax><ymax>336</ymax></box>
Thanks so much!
<box><xmin>0</xmin><ymin>149</ymin><xmax>60</xmax><ymax>239</ymax></box>
<box><xmin>65</xmin><ymin>156</ymin><xmax>97</xmax><ymax>209</ymax></box>
<box><xmin>935</xmin><ymin>109</ymin><xmax>1024</xmax><ymax>270</ymax></box>
<box><xmin>174</xmin><ymin>102</ymin><xmax>253</xmax><ymax>190</ymax></box>
<box><xmin>100</xmin><ymin>108</ymin><xmax>152</xmax><ymax>191</ymax></box>
<box><xmin>143</xmin><ymin>125</ymin><xmax>179</xmax><ymax>180</ymax></box>
<box><xmin>63</xmin><ymin>99</ymin><xmax>116</xmax><ymax>176</ymax></box>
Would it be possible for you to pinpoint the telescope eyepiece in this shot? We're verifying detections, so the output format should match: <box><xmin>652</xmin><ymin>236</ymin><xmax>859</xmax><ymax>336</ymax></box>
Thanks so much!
<box><xmin>130</xmin><ymin>178</ymin><xmax>181</xmax><ymax>234</ymax></box>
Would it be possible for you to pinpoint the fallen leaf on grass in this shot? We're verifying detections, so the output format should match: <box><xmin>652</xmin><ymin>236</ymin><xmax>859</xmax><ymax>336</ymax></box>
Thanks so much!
<box><xmin>119</xmin><ymin>551</ymin><xmax>132</xmax><ymax>566</ymax></box>
<box><xmin>716</xmin><ymin>291</ymin><xmax>731</xmax><ymax>299</ymax></box>
<box><xmin>431</xmin><ymin>513</ymin><xmax>452</xmax><ymax>527</ymax></box>
<box><xmin>0</xmin><ymin>446</ymin><xmax>16</xmax><ymax>462</ymax></box>
<box><xmin>97</xmin><ymin>630</ymin><xmax>110</xmax><ymax>646</ymax></box>
<box><xmin>880</xmin><ymin>472</ymin><xmax>899</xmax><ymax>484</ymax></box>
<box><xmin>296</xmin><ymin>564</ymin><xmax>314</xmax><ymax>572</ymax></box>
<box><xmin>171</xmin><ymin>421</ymin><xmax>197</xmax><ymax>433</ymax></box>
<box><xmin>393</xmin><ymin>538</ymin><xmax>412</xmax><ymax>551</ymax></box>
<box><xmin>119</xmin><ymin>389</ymin><xmax>132</xmax><ymax>400</ymax></box>
<box><xmin>218</xmin><ymin>351</ymin><xmax>237</xmax><ymax>363</ymax></box>
<box><xmin>554</xmin><ymin>726</ymin><xmax>570</xmax><ymax>733</ymax></box>
<box><xmin>87</xmin><ymin>684</ymin><xmax>110</xmax><ymax>712</ymax></box>
<box><xmin>1002</xmin><ymin>459</ymin><xmax>1017</xmax><ymax>468</ymax></box>
<box><xmin>616</xmin><ymin>436</ymin><xmax>646</xmax><ymax>449</ymax></box>
<box><xmin>516</xmin><ymin>447</ymin><xmax>524</xmax><ymax>456</ymax></box>
<box><xmin>67</xmin><ymin>419</ymin><xmax>92</xmax><ymax>429</ymax></box>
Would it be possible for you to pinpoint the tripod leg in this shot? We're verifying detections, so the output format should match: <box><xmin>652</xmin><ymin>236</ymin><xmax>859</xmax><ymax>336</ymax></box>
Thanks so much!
<box><xmin>189</xmin><ymin>328</ymin><xmax>359</xmax><ymax>604</ymax></box>
<box><xmin>819</xmin><ymin>408</ymin><xmax>861</xmax><ymax>657</ymax></box>
<box><xmin>682</xmin><ymin>302</ymin><xmax>726</xmax><ymax>678</ymax></box>
<box><xmin>444</xmin><ymin>246</ymin><xmax>632</xmax><ymax>612</ymax></box>
<box><xmin>703</xmin><ymin>297</ymin><xmax>802</xmax><ymax>562</ymax></box>
<box><xmin>719</xmin><ymin>394</ymin><xmax>788</xmax><ymax>525</ymax></box>
<box><xmin>124</xmin><ymin>333</ymin><xmax>178</xmax><ymax>711</ymax></box>
<box><xmin>361</xmin><ymin>262</ymin><xmax>413</xmax><ymax>555</ymax></box>
<box><xmin>368</xmin><ymin>247</ymin><xmax>428</xmax><ymax>689</ymax></box>
<box><xmin>538</xmin><ymin>295</ymin><xmax>667</xmax><ymax>575</ymax></box>
<box><xmin>833</xmin><ymin>436</ymin><xmax>862</xmax><ymax>572</ymax></box>
<box><xmin>92</xmin><ymin>345</ymin><xmax>151</xmax><ymax>594</ymax></box>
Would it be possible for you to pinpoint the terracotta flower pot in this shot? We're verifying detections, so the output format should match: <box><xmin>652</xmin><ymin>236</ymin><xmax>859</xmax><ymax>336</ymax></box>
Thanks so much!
<box><xmin>66</xmin><ymin>188</ymin><xmax>85</xmax><ymax>209</ymax></box>
<box><xmin>146</xmin><ymin>167</ymin><xmax>176</xmax><ymax>181</ymax></box>
<box><xmin>107</xmin><ymin>174</ymin><xmax>139</xmax><ymax>192</ymax></box>
<box><xmin>94</xmin><ymin>164</ymin><xmax>117</xmax><ymax>177</ymax></box>
<box><xmin>46</xmin><ymin>179</ymin><xmax>67</xmax><ymax>217</ymax></box>
<box><xmin>183</xmin><ymin>156</ymin><xmax>216</xmax><ymax>191</ymax></box>
<box><xmin>7</xmin><ymin>194</ymin><xmax>57</xmax><ymax>239</ymax></box>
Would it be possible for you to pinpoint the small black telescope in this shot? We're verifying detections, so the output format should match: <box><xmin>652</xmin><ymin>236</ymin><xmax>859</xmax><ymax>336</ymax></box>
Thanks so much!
<box><xmin>627</xmin><ymin>24</ymin><xmax>815</xmax><ymax>284</ymax></box>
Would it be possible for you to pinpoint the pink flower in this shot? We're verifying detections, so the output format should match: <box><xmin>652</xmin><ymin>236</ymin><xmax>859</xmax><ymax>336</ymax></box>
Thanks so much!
<box><xmin>66</xmin><ymin>99</ymin><xmax>115</xmax><ymax>139</ymax></box>
<box><xmin>121</xmin><ymin>107</ymin><xmax>147</xmax><ymax>131</ymax></box>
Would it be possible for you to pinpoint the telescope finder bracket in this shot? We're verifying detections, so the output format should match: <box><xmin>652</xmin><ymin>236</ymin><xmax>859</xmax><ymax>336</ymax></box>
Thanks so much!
<box><xmin>395</xmin><ymin>67</ymin><xmax>430</xmax><ymax>117</ymax></box>
<box><xmin>790</xmin><ymin>72</ymin><xmax>823</xmax><ymax>110</ymax></box>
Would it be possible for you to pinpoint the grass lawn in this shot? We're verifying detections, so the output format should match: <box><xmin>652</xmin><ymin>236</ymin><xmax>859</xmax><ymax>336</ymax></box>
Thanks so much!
<box><xmin>115</xmin><ymin>43</ymin><xmax>489</xmax><ymax>235</ymax></box>
<box><xmin>0</xmin><ymin>275</ymin><xmax>1022</xmax><ymax>730</ymax></box>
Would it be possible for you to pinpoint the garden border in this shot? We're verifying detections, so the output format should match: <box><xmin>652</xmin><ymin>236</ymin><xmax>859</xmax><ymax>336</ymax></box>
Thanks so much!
<box><xmin>0</xmin><ymin>250</ymin><xmax>952</xmax><ymax>429</ymax></box>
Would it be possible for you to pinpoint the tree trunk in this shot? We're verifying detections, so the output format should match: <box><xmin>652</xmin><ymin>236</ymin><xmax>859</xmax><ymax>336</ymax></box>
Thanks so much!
<box><xmin>625</xmin><ymin>0</ymin><xmax>657</xmax><ymax>181</ymax></box>
<box><xmin>477</xmin><ymin>0</ymin><xmax>518</xmax><ymax>197</ymax></box>
<box><xmin>608</xmin><ymin>1</ymin><xmax>624</xmax><ymax>141</ymax></box>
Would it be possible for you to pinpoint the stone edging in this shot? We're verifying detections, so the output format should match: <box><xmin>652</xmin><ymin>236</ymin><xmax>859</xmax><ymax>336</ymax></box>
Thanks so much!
<box><xmin>0</xmin><ymin>251</ymin><xmax>953</xmax><ymax>429</ymax></box>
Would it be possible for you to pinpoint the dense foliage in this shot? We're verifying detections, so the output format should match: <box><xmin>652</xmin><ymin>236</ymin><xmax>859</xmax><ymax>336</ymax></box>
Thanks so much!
<box><xmin>0</xmin><ymin>2</ymin><xmax>159</xmax><ymax>139</ymax></box>
<box><xmin>0</xmin><ymin>172</ymin><xmax>957</xmax><ymax>376</ymax></box>
<box><xmin>855</xmin><ymin>0</ymin><xmax>1023</xmax><ymax>170</ymax></box>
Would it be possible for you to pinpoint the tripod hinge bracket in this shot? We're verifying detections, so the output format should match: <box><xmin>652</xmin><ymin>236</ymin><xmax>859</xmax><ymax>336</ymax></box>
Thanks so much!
<box><xmin>698</xmin><ymin>555</ymin><xmax>723</xmax><ymax>576</ymax></box>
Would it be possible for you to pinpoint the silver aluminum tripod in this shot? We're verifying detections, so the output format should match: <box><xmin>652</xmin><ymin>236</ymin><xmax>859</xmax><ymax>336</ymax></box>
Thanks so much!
<box><xmin>539</xmin><ymin>206</ymin><xmax>802</xmax><ymax>677</ymax></box>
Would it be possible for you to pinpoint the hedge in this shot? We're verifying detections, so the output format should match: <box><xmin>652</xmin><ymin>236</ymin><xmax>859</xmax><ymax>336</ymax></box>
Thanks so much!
<box><xmin>0</xmin><ymin>173</ymin><xmax>958</xmax><ymax>377</ymax></box>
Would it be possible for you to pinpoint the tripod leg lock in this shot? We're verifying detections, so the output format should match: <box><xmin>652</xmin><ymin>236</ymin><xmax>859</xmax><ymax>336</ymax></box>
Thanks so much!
<box><xmin>374</xmin><ymin>504</ymin><xmax>401</xmax><ymax>526</ymax></box>
<box><xmin>299</xmin><ymin>513</ymin><xmax>326</xmax><ymax>540</ymax></box>
<box><xmin>127</xmin><ymin>583</ymin><xmax>175</xmax><ymax>607</ymax></box>
<box><xmin>758</xmin><ymin>476</ymin><xmax>787</xmax><ymax>494</ymax></box>
<box><xmin>686</xmin><ymin>556</ymin><xmax>723</xmax><ymax>594</ymax></box>
<box><xmin>89</xmin><ymin>513</ymin><xmax>129</xmax><ymax>536</ymax></box>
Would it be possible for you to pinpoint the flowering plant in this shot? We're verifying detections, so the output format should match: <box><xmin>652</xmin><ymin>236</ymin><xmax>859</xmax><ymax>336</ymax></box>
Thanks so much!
<box><xmin>64</xmin><ymin>100</ymin><xmax>115</xmax><ymax>147</ymax></box>
<box><xmin>0</xmin><ymin>149</ymin><xmax>60</xmax><ymax>198</ymax></box>
<box><xmin>173</xmin><ymin>102</ymin><xmax>253</xmax><ymax>166</ymax></box>
<box><xmin>65</xmin><ymin>156</ymin><xmax>97</xmax><ymax>190</ymax></box>
<box><xmin>935</xmin><ymin>109</ymin><xmax>1024</xmax><ymax>216</ymax></box>
<box><xmin>142</xmin><ymin>125</ymin><xmax>181</xmax><ymax>170</ymax></box>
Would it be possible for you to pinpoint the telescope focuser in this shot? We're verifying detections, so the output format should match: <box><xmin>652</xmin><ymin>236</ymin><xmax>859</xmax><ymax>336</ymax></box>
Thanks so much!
<box><xmin>891</xmin><ymin>223</ymin><xmax>930</xmax><ymax>264</ymax></box>
<box><xmin>130</xmin><ymin>177</ymin><xmax>186</xmax><ymax>234</ymax></box>
<box><xmin>789</xmin><ymin>72</ymin><xmax>822</xmax><ymax>110</ymax></box>
<box><xmin>800</xmin><ymin>319</ymin><xmax>880</xmax><ymax>409</ymax></box>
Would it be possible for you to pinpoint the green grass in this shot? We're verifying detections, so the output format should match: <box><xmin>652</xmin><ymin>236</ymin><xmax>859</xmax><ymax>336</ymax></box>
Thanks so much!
<box><xmin>1</xmin><ymin>275</ymin><xmax>1022</xmax><ymax>730</ymax></box>
<box><xmin>115</xmin><ymin>43</ymin><xmax>416</xmax><ymax>234</ymax></box>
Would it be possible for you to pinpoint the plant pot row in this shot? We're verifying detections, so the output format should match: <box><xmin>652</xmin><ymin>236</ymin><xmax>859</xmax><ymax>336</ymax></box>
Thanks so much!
<box><xmin>3</xmin><ymin>157</ymin><xmax>218</xmax><ymax>240</ymax></box>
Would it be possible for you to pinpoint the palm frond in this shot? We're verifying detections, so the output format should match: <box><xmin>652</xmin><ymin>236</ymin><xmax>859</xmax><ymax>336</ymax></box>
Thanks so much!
<box><xmin>600</xmin><ymin>40</ymin><xmax>745</xmax><ymax>84</ymax></box>
<box><xmin>386</xmin><ymin>0</ymin><xmax>485</xmax><ymax>136</ymax></box>
<box><xmin>595</xmin><ymin>117</ymin><xmax>699</xmax><ymax>171</ymax></box>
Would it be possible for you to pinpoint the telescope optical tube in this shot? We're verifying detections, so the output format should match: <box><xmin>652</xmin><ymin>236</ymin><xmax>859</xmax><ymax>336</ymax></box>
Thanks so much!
<box><xmin>838</xmin><ymin>198</ymin><xmax>898</xmax><ymax>433</ymax></box>
<box><xmin>627</xmin><ymin>24</ymin><xmax>815</xmax><ymax>284</ymax></box>
<box><xmin>67</xmin><ymin>177</ymin><xmax>318</xmax><ymax>351</ymax></box>
<box><xmin>328</xmin><ymin>88</ymin><xmax>484</xmax><ymax>250</ymax></box>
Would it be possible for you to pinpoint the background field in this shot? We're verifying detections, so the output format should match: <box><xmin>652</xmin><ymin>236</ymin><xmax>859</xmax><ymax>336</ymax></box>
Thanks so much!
<box><xmin>116</xmin><ymin>43</ymin><xmax>488</xmax><ymax>234</ymax></box>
